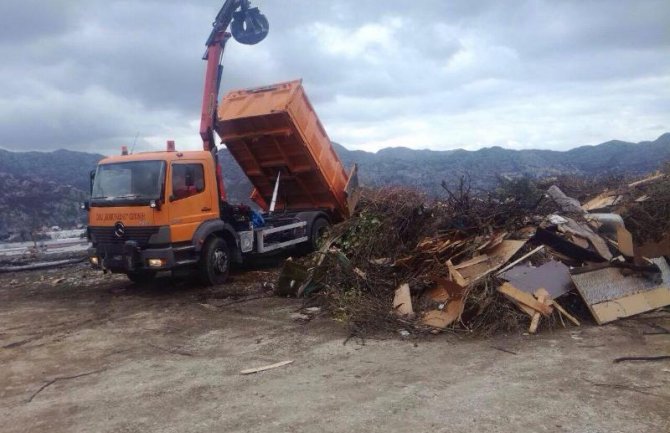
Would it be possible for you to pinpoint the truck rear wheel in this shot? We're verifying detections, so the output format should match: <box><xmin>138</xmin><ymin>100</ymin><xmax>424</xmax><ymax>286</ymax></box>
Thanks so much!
<box><xmin>308</xmin><ymin>218</ymin><xmax>330</xmax><ymax>252</ymax></box>
<box><xmin>199</xmin><ymin>236</ymin><xmax>230</xmax><ymax>286</ymax></box>
<box><xmin>126</xmin><ymin>271</ymin><xmax>156</xmax><ymax>285</ymax></box>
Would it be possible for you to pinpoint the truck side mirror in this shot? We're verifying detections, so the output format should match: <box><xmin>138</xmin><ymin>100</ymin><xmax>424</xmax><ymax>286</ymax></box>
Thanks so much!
<box><xmin>80</xmin><ymin>201</ymin><xmax>90</xmax><ymax>211</ymax></box>
<box><xmin>89</xmin><ymin>170</ymin><xmax>96</xmax><ymax>194</ymax></box>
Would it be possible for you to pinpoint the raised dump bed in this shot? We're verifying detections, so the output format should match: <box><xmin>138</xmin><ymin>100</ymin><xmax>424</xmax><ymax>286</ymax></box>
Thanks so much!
<box><xmin>215</xmin><ymin>80</ymin><xmax>358</xmax><ymax>222</ymax></box>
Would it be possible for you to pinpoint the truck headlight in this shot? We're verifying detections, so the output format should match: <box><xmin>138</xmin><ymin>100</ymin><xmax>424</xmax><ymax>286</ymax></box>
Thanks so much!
<box><xmin>147</xmin><ymin>258</ymin><xmax>165</xmax><ymax>268</ymax></box>
<box><xmin>90</xmin><ymin>257</ymin><xmax>99</xmax><ymax>266</ymax></box>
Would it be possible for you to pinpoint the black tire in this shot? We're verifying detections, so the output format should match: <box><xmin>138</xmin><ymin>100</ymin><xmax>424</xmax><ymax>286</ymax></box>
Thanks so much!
<box><xmin>126</xmin><ymin>271</ymin><xmax>156</xmax><ymax>285</ymax></box>
<box><xmin>308</xmin><ymin>218</ymin><xmax>330</xmax><ymax>252</ymax></box>
<box><xmin>199</xmin><ymin>236</ymin><xmax>231</xmax><ymax>286</ymax></box>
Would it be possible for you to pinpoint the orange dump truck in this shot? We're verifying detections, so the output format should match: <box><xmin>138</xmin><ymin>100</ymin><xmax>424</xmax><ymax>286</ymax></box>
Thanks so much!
<box><xmin>85</xmin><ymin>80</ymin><xmax>359</xmax><ymax>285</ymax></box>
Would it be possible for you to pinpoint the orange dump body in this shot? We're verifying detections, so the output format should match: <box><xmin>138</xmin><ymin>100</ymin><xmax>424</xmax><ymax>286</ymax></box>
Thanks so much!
<box><xmin>216</xmin><ymin>80</ymin><xmax>355</xmax><ymax>222</ymax></box>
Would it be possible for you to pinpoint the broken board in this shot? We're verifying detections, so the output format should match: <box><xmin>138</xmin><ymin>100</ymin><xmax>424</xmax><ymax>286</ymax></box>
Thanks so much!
<box><xmin>570</xmin><ymin>257</ymin><xmax>670</xmax><ymax>324</ymax></box>
<box><xmin>457</xmin><ymin>240</ymin><xmax>526</xmax><ymax>283</ymax></box>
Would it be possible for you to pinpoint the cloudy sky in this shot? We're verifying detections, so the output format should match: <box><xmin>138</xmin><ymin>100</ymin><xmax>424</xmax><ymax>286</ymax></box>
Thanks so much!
<box><xmin>1</xmin><ymin>0</ymin><xmax>668</xmax><ymax>154</ymax></box>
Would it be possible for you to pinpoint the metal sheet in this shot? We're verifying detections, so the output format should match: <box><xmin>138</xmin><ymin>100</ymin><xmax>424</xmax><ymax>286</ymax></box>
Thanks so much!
<box><xmin>571</xmin><ymin>258</ymin><xmax>670</xmax><ymax>306</ymax></box>
<box><xmin>499</xmin><ymin>260</ymin><xmax>573</xmax><ymax>299</ymax></box>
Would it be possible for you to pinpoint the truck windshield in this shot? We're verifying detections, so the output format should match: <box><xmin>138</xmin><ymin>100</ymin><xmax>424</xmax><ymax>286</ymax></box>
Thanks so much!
<box><xmin>92</xmin><ymin>161</ymin><xmax>165</xmax><ymax>204</ymax></box>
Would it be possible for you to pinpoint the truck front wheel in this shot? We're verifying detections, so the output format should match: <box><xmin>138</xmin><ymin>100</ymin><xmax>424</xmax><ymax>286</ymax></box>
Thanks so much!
<box><xmin>199</xmin><ymin>236</ymin><xmax>230</xmax><ymax>286</ymax></box>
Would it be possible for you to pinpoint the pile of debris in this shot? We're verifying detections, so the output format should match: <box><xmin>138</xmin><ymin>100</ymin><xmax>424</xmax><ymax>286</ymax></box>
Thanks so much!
<box><xmin>278</xmin><ymin>170</ymin><xmax>670</xmax><ymax>336</ymax></box>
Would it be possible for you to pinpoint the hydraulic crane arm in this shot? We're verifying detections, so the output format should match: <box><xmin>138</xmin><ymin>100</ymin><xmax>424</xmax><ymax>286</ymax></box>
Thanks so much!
<box><xmin>200</xmin><ymin>0</ymin><xmax>269</xmax><ymax>201</ymax></box>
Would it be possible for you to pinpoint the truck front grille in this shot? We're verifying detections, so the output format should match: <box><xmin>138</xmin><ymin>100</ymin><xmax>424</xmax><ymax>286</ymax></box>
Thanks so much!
<box><xmin>89</xmin><ymin>226</ymin><xmax>160</xmax><ymax>248</ymax></box>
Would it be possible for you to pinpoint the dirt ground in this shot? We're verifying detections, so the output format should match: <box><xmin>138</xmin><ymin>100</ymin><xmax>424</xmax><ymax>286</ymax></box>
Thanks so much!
<box><xmin>1</xmin><ymin>264</ymin><xmax>669</xmax><ymax>433</ymax></box>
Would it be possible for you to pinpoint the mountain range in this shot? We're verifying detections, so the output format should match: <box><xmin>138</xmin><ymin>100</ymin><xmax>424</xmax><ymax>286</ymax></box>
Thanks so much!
<box><xmin>0</xmin><ymin>133</ymin><xmax>669</xmax><ymax>239</ymax></box>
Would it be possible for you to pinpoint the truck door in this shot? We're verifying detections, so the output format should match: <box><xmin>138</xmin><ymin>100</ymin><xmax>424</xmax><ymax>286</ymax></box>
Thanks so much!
<box><xmin>168</xmin><ymin>161</ymin><xmax>214</xmax><ymax>243</ymax></box>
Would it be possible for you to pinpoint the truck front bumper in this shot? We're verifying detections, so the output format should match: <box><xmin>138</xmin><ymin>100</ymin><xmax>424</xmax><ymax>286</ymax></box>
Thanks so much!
<box><xmin>88</xmin><ymin>242</ymin><xmax>176</xmax><ymax>273</ymax></box>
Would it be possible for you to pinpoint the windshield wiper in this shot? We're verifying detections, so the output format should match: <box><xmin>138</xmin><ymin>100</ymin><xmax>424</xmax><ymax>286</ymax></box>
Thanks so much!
<box><xmin>91</xmin><ymin>196</ymin><xmax>108</xmax><ymax>199</ymax></box>
<box><xmin>115</xmin><ymin>194</ymin><xmax>142</xmax><ymax>199</ymax></box>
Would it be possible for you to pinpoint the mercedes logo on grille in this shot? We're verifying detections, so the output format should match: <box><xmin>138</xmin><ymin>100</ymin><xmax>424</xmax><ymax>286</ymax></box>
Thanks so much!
<box><xmin>114</xmin><ymin>221</ymin><xmax>126</xmax><ymax>238</ymax></box>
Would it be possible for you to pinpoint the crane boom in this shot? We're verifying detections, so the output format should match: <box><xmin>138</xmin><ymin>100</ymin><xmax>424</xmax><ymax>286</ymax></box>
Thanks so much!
<box><xmin>199</xmin><ymin>0</ymin><xmax>268</xmax><ymax>201</ymax></box>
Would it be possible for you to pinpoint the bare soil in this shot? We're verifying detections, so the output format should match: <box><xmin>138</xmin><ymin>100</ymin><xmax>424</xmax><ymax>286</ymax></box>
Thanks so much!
<box><xmin>1</xmin><ymin>264</ymin><xmax>669</xmax><ymax>433</ymax></box>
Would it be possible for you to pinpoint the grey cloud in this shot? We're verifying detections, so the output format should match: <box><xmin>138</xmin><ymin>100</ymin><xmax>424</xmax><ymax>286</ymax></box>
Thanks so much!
<box><xmin>0</xmin><ymin>0</ymin><xmax>668</xmax><ymax>153</ymax></box>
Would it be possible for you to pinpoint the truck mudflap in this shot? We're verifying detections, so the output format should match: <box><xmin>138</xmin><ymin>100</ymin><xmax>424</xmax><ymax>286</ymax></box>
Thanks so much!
<box><xmin>88</xmin><ymin>243</ymin><xmax>176</xmax><ymax>272</ymax></box>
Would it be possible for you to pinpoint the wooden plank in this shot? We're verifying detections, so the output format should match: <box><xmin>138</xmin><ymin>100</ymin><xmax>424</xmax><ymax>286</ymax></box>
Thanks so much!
<box><xmin>616</xmin><ymin>226</ymin><xmax>635</xmax><ymax>257</ymax></box>
<box><xmin>446</xmin><ymin>260</ymin><xmax>468</xmax><ymax>286</ymax></box>
<box><xmin>240</xmin><ymin>360</ymin><xmax>294</xmax><ymax>375</ymax></box>
<box><xmin>454</xmin><ymin>254</ymin><xmax>489</xmax><ymax>270</ymax></box>
<box><xmin>529</xmin><ymin>289</ymin><xmax>548</xmax><ymax>334</ymax></box>
<box><xmin>498</xmin><ymin>282</ymin><xmax>553</xmax><ymax>316</ymax></box>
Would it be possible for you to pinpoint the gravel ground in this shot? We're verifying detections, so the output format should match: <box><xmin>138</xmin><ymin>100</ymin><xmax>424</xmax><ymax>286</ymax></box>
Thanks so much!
<box><xmin>1</xmin><ymin>264</ymin><xmax>669</xmax><ymax>433</ymax></box>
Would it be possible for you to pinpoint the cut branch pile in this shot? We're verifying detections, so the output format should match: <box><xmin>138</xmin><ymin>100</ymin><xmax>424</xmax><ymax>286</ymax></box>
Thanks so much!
<box><xmin>278</xmin><ymin>171</ymin><xmax>670</xmax><ymax>337</ymax></box>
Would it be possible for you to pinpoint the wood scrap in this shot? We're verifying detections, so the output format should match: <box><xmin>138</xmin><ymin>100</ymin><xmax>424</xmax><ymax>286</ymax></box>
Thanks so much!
<box><xmin>529</xmin><ymin>288</ymin><xmax>550</xmax><ymax>334</ymax></box>
<box><xmin>457</xmin><ymin>240</ymin><xmax>527</xmax><ymax>283</ymax></box>
<box><xmin>421</xmin><ymin>299</ymin><xmax>464</xmax><ymax>329</ymax></box>
<box><xmin>498</xmin><ymin>282</ymin><xmax>553</xmax><ymax>316</ymax></box>
<box><xmin>446</xmin><ymin>260</ymin><xmax>467</xmax><ymax>286</ymax></box>
<box><xmin>628</xmin><ymin>172</ymin><xmax>664</xmax><ymax>188</ymax></box>
<box><xmin>424</xmin><ymin>277</ymin><xmax>464</xmax><ymax>303</ymax></box>
<box><xmin>454</xmin><ymin>254</ymin><xmax>489</xmax><ymax>270</ymax></box>
<box><xmin>616</xmin><ymin>226</ymin><xmax>635</xmax><ymax>257</ymax></box>
<box><xmin>240</xmin><ymin>360</ymin><xmax>294</xmax><ymax>375</ymax></box>
<box><xmin>393</xmin><ymin>283</ymin><xmax>414</xmax><ymax>317</ymax></box>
